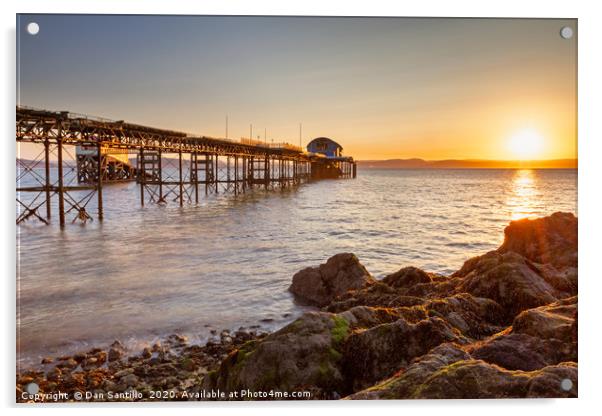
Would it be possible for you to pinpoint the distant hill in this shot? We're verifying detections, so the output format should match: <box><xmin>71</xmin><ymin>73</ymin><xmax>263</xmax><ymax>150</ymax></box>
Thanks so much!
<box><xmin>356</xmin><ymin>158</ymin><xmax>577</xmax><ymax>169</ymax></box>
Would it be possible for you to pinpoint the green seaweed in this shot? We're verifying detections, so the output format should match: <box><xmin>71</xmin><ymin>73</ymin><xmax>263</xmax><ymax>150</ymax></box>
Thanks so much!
<box><xmin>331</xmin><ymin>316</ymin><xmax>350</xmax><ymax>345</ymax></box>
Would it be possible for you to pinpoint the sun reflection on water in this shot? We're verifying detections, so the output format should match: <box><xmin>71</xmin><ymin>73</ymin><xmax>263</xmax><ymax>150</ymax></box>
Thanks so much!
<box><xmin>508</xmin><ymin>169</ymin><xmax>539</xmax><ymax>220</ymax></box>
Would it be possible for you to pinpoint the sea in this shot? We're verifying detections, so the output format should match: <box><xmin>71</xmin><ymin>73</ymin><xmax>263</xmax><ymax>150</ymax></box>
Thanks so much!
<box><xmin>16</xmin><ymin>168</ymin><xmax>577</xmax><ymax>368</ymax></box>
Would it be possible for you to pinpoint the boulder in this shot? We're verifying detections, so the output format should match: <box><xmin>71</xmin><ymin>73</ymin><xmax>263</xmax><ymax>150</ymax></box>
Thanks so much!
<box><xmin>470</xmin><ymin>332</ymin><xmax>575</xmax><ymax>371</ymax></box>
<box><xmin>336</xmin><ymin>306</ymin><xmax>403</xmax><ymax>329</ymax></box>
<box><xmin>202</xmin><ymin>311</ymin><xmax>352</xmax><ymax>398</ymax></box>
<box><xmin>342</xmin><ymin>317</ymin><xmax>468</xmax><ymax>391</ymax></box>
<box><xmin>347</xmin><ymin>343</ymin><xmax>471</xmax><ymax>399</ymax></box>
<box><xmin>410</xmin><ymin>360</ymin><xmax>577</xmax><ymax>399</ymax></box>
<box><xmin>453</xmin><ymin>251</ymin><xmax>559</xmax><ymax>319</ymax></box>
<box><xmin>326</xmin><ymin>282</ymin><xmax>424</xmax><ymax>313</ymax></box>
<box><xmin>423</xmin><ymin>293</ymin><xmax>506</xmax><ymax>338</ymax></box>
<box><xmin>289</xmin><ymin>253</ymin><xmax>374</xmax><ymax>307</ymax></box>
<box><xmin>526</xmin><ymin>362</ymin><xmax>578</xmax><ymax>398</ymax></box>
<box><xmin>499</xmin><ymin>212</ymin><xmax>577</xmax><ymax>269</ymax></box>
<box><xmin>382</xmin><ymin>266</ymin><xmax>432</xmax><ymax>288</ymax></box>
<box><xmin>511</xmin><ymin>296</ymin><xmax>577</xmax><ymax>341</ymax></box>
<box><xmin>411</xmin><ymin>360</ymin><xmax>577</xmax><ymax>399</ymax></box>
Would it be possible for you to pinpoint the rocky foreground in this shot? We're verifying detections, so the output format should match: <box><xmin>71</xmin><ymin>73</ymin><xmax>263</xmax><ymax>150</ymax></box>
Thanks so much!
<box><xmin>17</xmin><ymin>212</ymin><xmax>577</xmax><ymax>401</ymax></box>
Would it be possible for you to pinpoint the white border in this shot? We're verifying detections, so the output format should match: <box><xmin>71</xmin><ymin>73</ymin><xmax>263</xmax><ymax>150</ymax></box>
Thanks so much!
<box><xmin>2</xmin><ymin>1</ymin><xmax>601</xmax><ymax>415</ymax></box>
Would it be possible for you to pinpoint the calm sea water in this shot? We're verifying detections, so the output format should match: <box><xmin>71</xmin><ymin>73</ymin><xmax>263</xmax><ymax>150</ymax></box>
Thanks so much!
<box><xmin>17</xmin><ymin>168</ymin><xmax>577</xmax><ymax>367</ymax></box>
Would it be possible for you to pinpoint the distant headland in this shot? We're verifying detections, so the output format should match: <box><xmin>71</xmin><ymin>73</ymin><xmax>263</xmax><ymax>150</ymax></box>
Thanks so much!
<box><xmin>357</xmin><ymin>158</ymin><xmax>577</xmax><ymax>169</ymax></box>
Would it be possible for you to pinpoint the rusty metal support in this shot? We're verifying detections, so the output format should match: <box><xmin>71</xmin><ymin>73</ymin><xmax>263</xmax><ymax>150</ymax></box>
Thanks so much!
<box><xmin>193</xmin><ymin>153</ymin><xmax>199</xmax><ymax>203</ymax></box>
<box><xmin>178</xmin><ymin>150</ymin><xmax>183</xmax><ymax>206</ymax></box>
<box><xmin>242</xmin><ymin>157</ymin><xmax>247</xmax><ymax>193</ymax></box>
<box><xmin>44</xmin><ymin>139</ymin><xmax>51</xmax><ymax>219</ymax></box>
<box><xmin>97</xmin><ymin>142</ymin><xmax>104</xmax><ymax>221</ymax></box>
<box><xmin>139</xmin><ymin>148</ymin><xmax>145</xmax><ymax>207</ymax></box>
<box><xmin>264</xmin><ymin>155</ymin><xmax>269</xmax><ymax>190</ymax></box>
<box><xmin>214</xmin><ymin>154</ymin><xmax>219</xmax><ymax>194</ymax></box>
<box><xmin>234</xmin><ymin>155</ymin><xmax>239</xmax><ymax>195</ymax></box>
<box><xmin>57</xmin><ymin>139</ymin><xmax>65</xmax><ymax>227</ymax></box>
<box><xmin>157</xmin><ymin>149</ymin><xmax>164</xmax><ymax>203</ymax></box>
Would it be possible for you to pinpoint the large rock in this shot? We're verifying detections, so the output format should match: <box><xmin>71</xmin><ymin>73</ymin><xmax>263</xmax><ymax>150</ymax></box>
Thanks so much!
<box><xmin>453</xmin><ymin>251</ymin><xmax>559</xmax><ymax>319</ymax></box>
<box><xmin>525</xmin><ymin>362</ymin><xmax>579</xmax><ymax>398</ymax></box>
<box><xmin>336</xmin><ymin>306</ymin><xmax>404</xmax><ymax>329</ymax></box>
<box><xmin>342</xmin><ymin>317</ymin><xmax>468</xmax><ymax>391</ymax></box>
<box><xmin>326</xmin><ymin>281</ymin><xmax>424</xmax><ymax>313</ymax></box>
<box><xmin>511</xmin><ymin>296</ymin><xmax>577</xmax><ymax>341</ymax></box>
<box><xmin>499</xmin><ymin>212</ymin><xmax>577</xmax><ymax>269</ymax></box>
<box><xmin>470</xmin><ymin>332</ymin><xmax>575</xmax><ymax>371</ymax></box>
<box><xmin>289</xmin><ymin>253</ymin><xmax>374</xmax><ymax>307</ymax></box>
<box><xmin>202</xmin><ymin>312</ymin><xmax>352</xmax><ymax>398</ymax></box>
<box><xmin>423</xmin><ymin>293</ymin><xmax>506</xmax><ymax>339</ymax></box>
<box><xmin>409</xmin><ymin>360</ymin><xmax>577</xmax><ymax>399</ymax></box>
<box><xmin>382</xmin><ymin>266</ymin><xmax>459</xmax><ymax>299</ymax></box>
<box><xmin>382</xmin><ymin>266</ymin><xmax>432</xmax><ymax>288</ymax></box>
<box><xmin>347</xmin><ymin>343</ymin><xmax>471</xmax><ymax>399</ymax></box>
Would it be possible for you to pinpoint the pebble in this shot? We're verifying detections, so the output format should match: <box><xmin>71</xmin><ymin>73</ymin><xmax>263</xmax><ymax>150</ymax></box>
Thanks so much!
<box><xmin>108</xmin><ymin>348</ymin><xmax>123</xmax><ymax>362</ymax></box>
<box><xmin>141</xmin><ymin>347</ymin><xmax>152</xmax><ymax>359</ymax></box>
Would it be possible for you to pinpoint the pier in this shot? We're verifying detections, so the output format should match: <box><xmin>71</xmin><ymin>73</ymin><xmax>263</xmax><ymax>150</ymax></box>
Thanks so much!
<box><xmin>16</xmin><ymin>106</ymin><xmax>356</xmax><ymax>227</ymax></box>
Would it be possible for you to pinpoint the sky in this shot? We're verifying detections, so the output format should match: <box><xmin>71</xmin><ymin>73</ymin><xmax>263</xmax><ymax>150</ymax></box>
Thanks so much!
<box><xmin>17</xmin><ymin>15</ymin><xmax>577</xmax><ymax>161</ymax></box>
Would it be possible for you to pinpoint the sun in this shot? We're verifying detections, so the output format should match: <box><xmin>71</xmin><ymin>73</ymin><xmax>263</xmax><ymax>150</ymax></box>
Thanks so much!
<box><xmin>507</xmin><ymin>128</ymin><xmax>545</xmax><ymax>160</ymax></box>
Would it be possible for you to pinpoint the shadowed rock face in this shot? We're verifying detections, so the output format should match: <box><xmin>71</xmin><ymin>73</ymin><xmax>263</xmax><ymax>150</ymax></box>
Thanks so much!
<box><xmin>202</xmin><ymin>312</ymin><xmax>352</xmax><ymax>398</ymax></box>
<box><xmin>289</xmin><ymin>253</ymin><xmax>375</xmax><ymax>307</ymax></box>
<box><xmin>342</xmin><ymin>316</ymin><xmax>468</xmax><ymax>392</ymax></box>
<box><xmin>499</xmin><ymin>212</ymin><xmax>577</xmax><ymax>269</ymax></box>
<box><xmin>202</xmin><ymin>213</ymin><xmax>578</xmax><ymax>400</ymax></box>
<box><xmin>470</xmin><ymin>333</ymin><xmax>573</xmax><ymax>371</ymax></box>
<box><xmin>382</xmin><ymin>266</ymin><xmax>432</xmax><ymax>288</ymax></box>
<box><xmin>326</xmin><ymin>282</ymin><xmax>425</xmax><ymax>313</ymax></box>
<box><xmin>511</xmin><ymin>296</ymin><xmax>577</xmax><ymax>341</ymax></box>
<box><xmin>409</xmin><ymin>360</ymin><xmax>577</xmax><ymax>399</ymax></box>
<box><xmin>347</xmin><ymin>343</ymin><xmax>471</xmax><ymax>400</ymax></box>
<box><xmin>453</xmin><ymin>251</ymin><xmax>560</xmax><ymax>319</ymax></box>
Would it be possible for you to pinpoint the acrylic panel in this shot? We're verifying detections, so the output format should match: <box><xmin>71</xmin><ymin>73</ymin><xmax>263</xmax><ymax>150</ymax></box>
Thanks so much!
<box><xmin>16</xmin><ymin>15</ymin><xmax>577</xmax><ymax>402</ymax></box>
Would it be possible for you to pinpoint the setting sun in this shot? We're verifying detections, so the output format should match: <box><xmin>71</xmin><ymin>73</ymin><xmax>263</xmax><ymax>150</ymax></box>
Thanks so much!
<box><xmin>507</xmin><ymin>128</ymin><xmax>545</xmax><ymax>160</ymax></box>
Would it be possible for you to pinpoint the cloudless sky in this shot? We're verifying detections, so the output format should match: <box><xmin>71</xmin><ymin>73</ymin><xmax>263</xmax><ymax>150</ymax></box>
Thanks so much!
<box><xmin>17</xmin><ymin>15</ymin><xmax>576</xmax><ymax>160</ymax></box>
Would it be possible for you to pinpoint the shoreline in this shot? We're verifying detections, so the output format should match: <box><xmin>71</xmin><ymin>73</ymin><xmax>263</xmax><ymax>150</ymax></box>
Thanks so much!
<box><xmin>17</xmin><ymin>212</ymin><xmax>578</xmax><ymax>402</ymax></box>
<box><xmin>17</xmin><ymin>326</ymin><xmax>271</xmax><ymax>402</ymax></box>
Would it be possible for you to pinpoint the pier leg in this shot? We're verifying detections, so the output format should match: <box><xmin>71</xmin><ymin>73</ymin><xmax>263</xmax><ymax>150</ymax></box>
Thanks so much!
<box><xmin>214</xmin><ymin>154</ymin><xmax>219</xmax><ymax>194</ymax></box>
<box><xmin>205</xmin><ymin>154</ymin><xmax>210</xmax><ymax>195</ymax></box>
<box><xmin>242</xmin><ymin>156</ymin><xmax>247</xmax><ymax>193</ymax></box>
<box><xmin>139</xmin><ymin>148</ymin><xmax>145</xmax><ymax>206</ymax></box>
<box><xmin>264</xmin><ymin>155</ymin><xmax>270</xmax><ymax>190</ymax></box>
<box><xmin>44</xmin><ymin>139</ymin><xmax>51</xmax><ymax>220</ymax></box>
<box><xmin>248</xmin><ymin>156</ymin><xmax>254</xmax><ymax>189</ymax></box>
<box><xmin>293</xmin><ymin>160</ymin><xmax>296</xmax><ymax>185</ymax></box>
<box><xmin>57</xmin><ymin>139</ymin><xmax>65</xmax><ymax>227</ymax></box>
<box><xmin>193</xmin><ymin>153</ymin><xmax>199</xmax><ymax>203</ymax></box>
<box><xmin>227</xmin><ymin>156</ymin><xmax>231</xmax><ymax>193</ymax></box>
<box><xmin>234</xmin><ymin>155</ymin><xmax>239</xmax><ymax>195</ymax></box>
<box><xmin>97</xmin><ymin>142</ymin><xmax>104</xmax><ymax>221</ymax></box>
<box><xmin>178</xmin><ymin>150</ymin><xmax>183</xmax><ymax>206</ymax></box>
<box><xmin>158</xmin><ymin>150</ymin><xmax>163</xmax><ymax>203</ymax></box>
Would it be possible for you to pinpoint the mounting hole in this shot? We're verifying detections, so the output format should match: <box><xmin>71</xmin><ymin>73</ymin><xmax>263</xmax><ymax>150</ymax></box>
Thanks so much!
<box><xmin>25</xmin><ymin>382</ymin><xmax>39</xmax><ymax>394</ymax></box>
<box><xmin>26</xmin><ymin>22</ymin><xmax>40</xmax><ymax>35</ymax></box>
<box><xmin>560</xmin><ymin>26</ymin><xmax>573</xmax><ymax>39</ymax></box>
<box><xmin>560</xmin><ymin>378</ymin><xmax>573</xmax><ymax>391</ymax></box>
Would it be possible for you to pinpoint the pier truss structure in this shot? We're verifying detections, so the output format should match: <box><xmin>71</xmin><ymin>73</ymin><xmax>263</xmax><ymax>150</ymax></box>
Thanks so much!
<box><xmin>16</xmin><ymin>106</ymin><xmax>356</xmax><ymax>227</ymax></box>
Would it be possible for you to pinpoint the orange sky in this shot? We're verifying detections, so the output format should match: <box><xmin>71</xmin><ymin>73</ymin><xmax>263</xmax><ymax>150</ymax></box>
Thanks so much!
<box><xmin>18</xmin><ymin>16</ymin><xmax>577</xmax><ymax>161</ymax></box>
